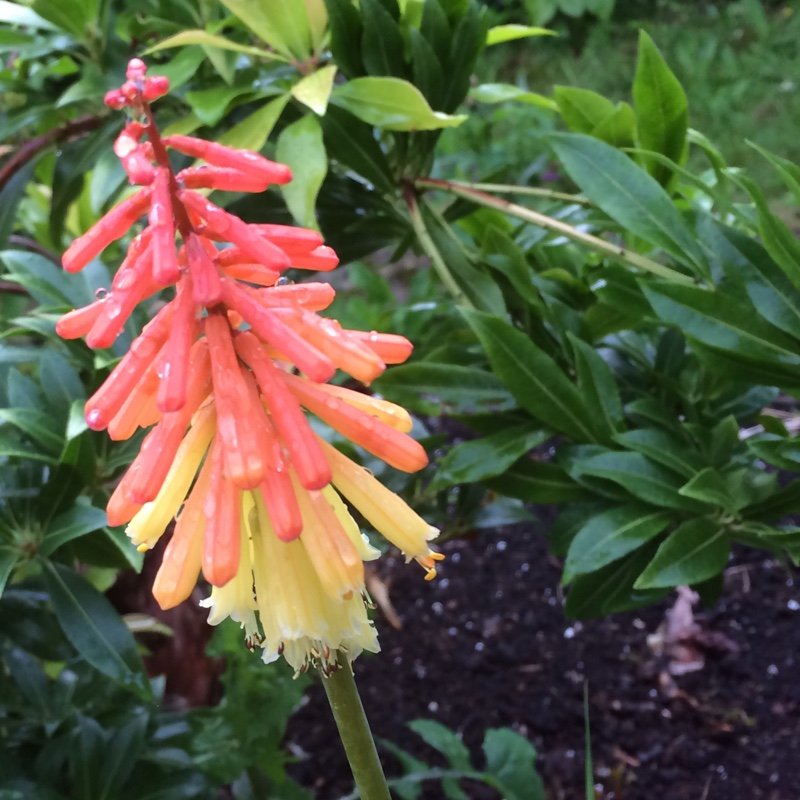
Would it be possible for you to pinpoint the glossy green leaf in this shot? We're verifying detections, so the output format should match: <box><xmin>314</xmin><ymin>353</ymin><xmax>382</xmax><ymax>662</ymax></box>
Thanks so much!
<box><xmin>641</xmin><ymin>280</ymin><xmax>800</xmax><ymax>370</ymax></box>
<box><xmin>361</xmin><ymin>0</ymin><xmax>407</xmax><ymax>77</ymax></box>
<box><xmin>569</xmin><ymin>451</ymin><xmax>708</xmax><ymax>511</ymax></box>
<box><xmin>632</xmin><ymin>31</ymin><xmax>688</xmax><ymax>186</ymax></box>
<box><xmin>635</xmin><ymin>517</ymin><xmax>729</xmax><ymax>589</ymax></box>
<box><xmin>563</xmin><ymin>505</ymin><xmax>672</xmax><ymax>583</ymax></box>
<box><xmin>276</xmin><ymin>115</ymin><xmax>327</xmax><ymax>229</ymax></box>
<box><xmin>408</xmin><ymin>719</ymin><xmax>471</xmax><ymax>770</ymax></box>
<box><xmin>554</xmin><ymin>86</ymin><xmax>616</xmax><ymax>134</ymax></box>
<box><xmin>565</xmin><ymin>541</ymin><xmax>668</xmax><ymax>618</ymax></box>
<box><xmin>321</xmin><ymin>106</ymin><xmax>395</xmax><ymax>193</ymax></box>
<box><xmin>712</xmin><ymin>224</ymin><xmax>800</xmax><ymax>338</ymax></box>
<box><xmin>185</xmin><ymin>84</ymin><xmax>268</xmax><ymax>127</ymax></box>
<box><xmin>469</xmin><ymin>83</ymin><xmax>556</xmax><ymax>110</ymax></box>
<box><xmin>735</xmin><ymin>173</ymin><xmax>800</xmax><ymax>293</ymax></box>
<box><xmin>483</xmin><ymin>728</ymin><xmax>545</xmax><ymax>800</ymax></box>
<box><xmin>568</xmin><ymin>334</ymin><xmax>624</xmax><ymax>440</ymax></box>
<box><xmin>548</xmin><ymin>133</ymin><xmax>707</xmax><ymax>276</ymax></box>
<box><xmin>678</xmin><ymin>467</ymin><xmax>737</xmax><ymax>511</ymax></box>
<box><xmin>374</xmin><ymin>362</ymin><xmax>514</xmax><ymax>415</ymax></box>
<box><xmin>0</xmin><ymin>546</ymin><xmax>20</xmax><ymax>596</ymax></box>
<box><xmin>612</xmin><ymin>429</ymin><xmax>703</xmax><ymax>479</ymax></box>
<box><xmin>39</xmin><ymin>499</ymin><xmax>109</xmax><ymax>556</ymax></box>
<box><xmin>332</xmin><ymin>77</ymin><xmax>467</xmax><ymax>130</ymax></box>
<box><xmin>748</xmin><ymin>140</ymin><xmax>800</xmax><ymax>207</ymax></box>
<box><xmin>409</xmin><ymin>26</ymin><xmax>445</xmax><ymax>106</ymax></box>
<box><xmin>217</xmin><ymin>0</ymin><xmax>303</xmax><ymax>57</ymax></box>
<box><xmin>41</xmin><ymin>562</ymin><xmax>150</xmax><ymax>697</ymax></box>
<box><xmin>591</xmin><ymin>102</ymin><xmax>636</xmax><ymax>148</ymax></box>
<box><xmin>485</xmin><ymin>458</ymin><xmax>585</xmax><ymax>503</ymax></box>
<box><xmin>217</xmin><ymin>94</ymin><xmax>290</xmax><ymax>151</ymax></box>
<box><xmin>430</xmin><ymin>426</ymin><xmax>549</xmax><ymax>489</ymax></box>
<box><xmin>421</xmin><ymin>205</ymin><xmax>506</xmax><ymax>314</ymax></box>
<box><xmin>143</xmin><ymin>29</ymin><xmax>283</xmax><ymax>60</ymax></box>
<box><xmin>0</xmin><ymin>0</ymin><xmax>61</xmax><ymax>29</ymax></box>
<box><xmin>461</xmin><ymin>310</ymin><xmax>599</xmax><ymax>442</ymax></box>
<box><xmin>325</xmin><ymin>0</ymin><xmax>365</xmax><ymax>78</ymax></box>
<box><xmin>0</xmin><ymin>408</ymin><xmax>62</xmax><ymax>454</ymax></box>
<box><xmin>486</xmin><ymin>24</ymin><xmax>554</xmax><ymax>45</ymax></box>
<box><xmin>290</xmin><ymin>65</ymin><xmax>336</xmax><ymax>115</ymax></box>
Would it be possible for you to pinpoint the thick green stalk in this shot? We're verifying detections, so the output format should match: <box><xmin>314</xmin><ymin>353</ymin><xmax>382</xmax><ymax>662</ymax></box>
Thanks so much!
<box><xmin>321</xmin><ymin>656</ymin><xmax>392</xmax><ymax>800</ymax></box>
<box><xmin>416</xmin><ymin>177</ymin><xmax>694</xmax><ymax>284</ymax></box>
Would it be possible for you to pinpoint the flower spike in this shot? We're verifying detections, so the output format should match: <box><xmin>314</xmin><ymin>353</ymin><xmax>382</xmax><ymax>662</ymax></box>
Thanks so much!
<box><xmin>57</xmin><ymin>58</ymin><xmax>441</xmax><ymax>674</ymax></box>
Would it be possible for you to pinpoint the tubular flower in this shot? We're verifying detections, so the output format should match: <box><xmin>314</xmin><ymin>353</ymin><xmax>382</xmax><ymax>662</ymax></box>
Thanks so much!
<box><xmin>57</xmin><ymin>59</ymin><xmax>441</xmax><ymax>675</ymax></box>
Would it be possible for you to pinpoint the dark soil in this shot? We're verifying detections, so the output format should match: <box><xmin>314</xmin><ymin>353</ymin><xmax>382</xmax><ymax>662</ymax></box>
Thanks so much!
<box><xmin>285</xmin><ymin>525</ymin><xmax>800</xmax><ymax>800</ymax></box>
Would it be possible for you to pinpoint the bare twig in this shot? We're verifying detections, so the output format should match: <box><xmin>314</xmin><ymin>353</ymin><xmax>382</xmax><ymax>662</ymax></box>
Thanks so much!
<box><xmin>0</xmin><ymin>114</ymin><xmax>106</xmax><ymax>193</ymax></box>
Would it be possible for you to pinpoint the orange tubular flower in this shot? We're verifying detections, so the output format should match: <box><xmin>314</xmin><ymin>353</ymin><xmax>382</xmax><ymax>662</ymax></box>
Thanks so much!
<box><xmin>58</xmin><ymin>58</ymin><xmax>441</xmax><ymax>675</ymax></box>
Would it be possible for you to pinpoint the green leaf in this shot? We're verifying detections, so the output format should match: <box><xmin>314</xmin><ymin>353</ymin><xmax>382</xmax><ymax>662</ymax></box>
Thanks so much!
<box><xmin>485</xmin><ymin>24</ymin><xmax>554</xmax><ymax>45</ymax></box>
<box><xmin>554</xmin><ymin>86</ymin><xmax>615</xmax><ymax>134</ymax></box>
<box><xmin>0</xmin><ymin>0</ymin><xmax>61</xmax><ymax>29</ymax></box>
<box><xmin>276</xmin><ymin>115</ymin><xmax>327</xmax><ymax>229</ymax></box>
<box><xmin>612</xmin><ymin>429</ymin><xmax>703</xmax><ymax>479</ymax></box>
<box><xmin>373</xmin><ymin>363</ymin><xmax>514</xmax><ymax>415</ymax></box>
<box><xmin>635</xmin><ymin>517</ymin><xmax>729</xmax><ymax>589</ymax></box>
<box><xmin>469</xmin><ymin>83</ymin><xmax>557</xmax><ymax>111</ymax></box>
<box><xmin>591</xmin><ymin>102</ymin><xmax>636</xmax><ymax>148</ymax></box>
<box><xmin>483</xmin><ymin>728</ymin><xmax>545</xmax><ymax>800</ymax></box>
<box><xmin>217</xmin><ymin>94</ymin><xmax>290</xmax><ymax>150</ymax></box>
<box><xmin>0</xmin><ymin>546</ymin><xmax>20</xmax><ymax>596</ymax></box>
<box><xmin>563</xmin><ymin>505</ymin><xmax>672</xmax><ymax>583</ymax></box>
<box><xmin>641</xmin><ymin>280</ymin><xmax>800</xmax><ymax>372</ymax></box>
<box><xmin>461</xmin><ymin>310</ymin><xmax>599</xmax><ymax>442</ymax></box>
<box><xmin>735</xmin><ymin>173</ymin><xmax>800</xmax><ymax>293</ymax></box>
<box><xmin>481</xmin><ymin>226</ymin><xmax>543</xmax><ymax>309</ymax></box>
<box><xmin>632</xmin><ymin>30</ymin><xmax>688</xmax><ymax>187</ymax></box>
<box><xmin>0</xmin><ymin>161</ymin><xmax>37</xmax><ymax>250</ymax></box>
<box><xmin>421</xmin><ymin>205</ymin><xmax>506</xmax><ymax>314</ymax></box>
<box><xmin>678</xmin><ymin>468</ymin><xmax>737</xmax><ymax>512</ymax></box>
<box><xmin>548</xmin><ymin>133</ymin><xmax>707</xmax><ymax>276</ymax></box>
<box><xmin>568</xmin><ymin>334</ymin><xmax>624</xmax><ymax>440</ymax></box>
<box><xmin>143</xmin><ymin>29</ymin><xmax>284</xmax><ymax>60</ymax></box>
<box><xmin>409</xmin><ymin>26</ymin><xmax>445</xmax><ymax>107</ymax></box>
<box><xmin>565</xmin><ymin>541</ymin><xmax>668</xmax><ymax>618</ymax></box>
<box><xmin>712</xmin><ymin>224</ymin><xmax>800</xmax><ymax>338</ymax></box>
<box><xmin>748</xmin><ymin>140</ymin><xmax>800</xmax><ymax>207</ymax></box>
<box><xmin>0</xmin><ymin>408</ymin><xmax>63</xmax><ymax>454</ymax></box>
<box><xmin>361</xmin><ymin>0</ymin><xmax>407</xmax><ymax>77</ymax></box>
<box><xmin>217</xmin><ymin>0</ymin><xmax>306</xmax><ymax>58</ymax></box>
<box><xmin>409</xmin><ymin>720</ymin><xmax>471</xmax><ymax>770</ymax></box>
<box><xmin>41</xmin><ymin>562</ymin><xmax>151</xmax><ymax>697</ymax></box>
<box><xmin>485</xmin><ymin>458</ymin><xmax>585</xmax><ymax>503</ymax></box>
<box><xmin>325</xmin><ymin>0</ymin><xmax>365</xmax><ymax>78</ymax></box>
<box><xmin>290</xmin><ymin>65</ymin><xmax>336</xmax><ymax>115</ymax></box>
<box><xmin>569</xmin><ymin>451</ymin><xmax>708</xmax><ymax>511</ymax></box>
<box><xmin>185</xmin><ymin>84</ymin><xmax>267</xmax><ymax>127</ymax></box>
<box><xmin>332</xmin><ymin>77</ymin><xmax>467</xmax><ymax>130</ymax></box>
<box><xmin>430</xmin><ymin>426</ymin><xmax>549</xmax><ymax>489</ymax></box>
<box><xmin>321</xmin><ymin>107</ymin><xmax>395</xmax><ymax>194</ymax></box>
<box><xmin>39</xmin><ymin>499</ymin><xmax>108</xmax><ymax>556</ymax></box>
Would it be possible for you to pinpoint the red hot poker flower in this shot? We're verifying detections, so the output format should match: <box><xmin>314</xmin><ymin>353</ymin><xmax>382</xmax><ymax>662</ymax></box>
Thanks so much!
<box><xmin>58</xmin><ymin>58</ymin><xmax>442</xmax><ymax>674</ymax></box>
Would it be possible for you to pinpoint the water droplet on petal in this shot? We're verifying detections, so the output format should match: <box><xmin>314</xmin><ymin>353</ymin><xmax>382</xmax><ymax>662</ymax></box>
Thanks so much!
<box><xmin>95</xmin><ymin>287</ymin><xmax>109</xmax><ymax>301</ymax></box>
<box><xmin>276</xmin><ymin>276</ymin><xmax>293</xmax><ymax>286</ymax></box>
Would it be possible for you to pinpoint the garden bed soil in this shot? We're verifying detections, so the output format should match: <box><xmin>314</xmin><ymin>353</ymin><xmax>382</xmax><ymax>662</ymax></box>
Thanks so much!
<box><xmin>284</xmin><ymin>525</ymin><xmax>800</xmax><ymax>800</ymax></box>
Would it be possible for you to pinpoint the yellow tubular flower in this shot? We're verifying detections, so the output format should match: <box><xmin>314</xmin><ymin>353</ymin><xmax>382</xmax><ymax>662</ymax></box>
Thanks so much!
<box><xmin>322</xmin><ymin>485</ymin><xmax>381</xmax><ymax>562</ymax></box>
<box><xmin>318</xmin><ymin>438</ymin><xmax>443</xmax><ymax>579</ymax></box>
<box><xmin>126</xmin><ymin>404</ymin><xmax>216</xmax><ymax>549</ymax></box>
<box><xmin>251</xmin><ymin>487</ymin><xmax>379</xmax><ymax>675</ymax></box>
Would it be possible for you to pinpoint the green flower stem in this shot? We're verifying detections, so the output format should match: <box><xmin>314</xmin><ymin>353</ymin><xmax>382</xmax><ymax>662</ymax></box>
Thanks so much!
<box><xmin>443</xmin><ymin>180</ymin><xmax>590</xmax><ymax>205</ymax></box>
<box><xmin>321</xmin><ymin>655</ymin><xmax>392</xmax><ymax>800</ymax></box>
<box><xmin>403</xmin><ymin>183</ymin><xmax>474</xmax><ymax>307</ymax></box>
<box><xmin>416</xmin><ymin>177</ymin><xmax>694</xmax><ymax>285</ymax></box>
